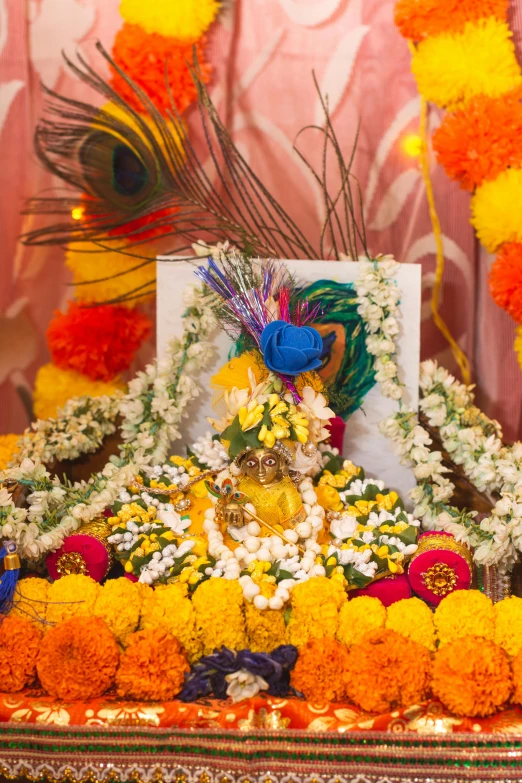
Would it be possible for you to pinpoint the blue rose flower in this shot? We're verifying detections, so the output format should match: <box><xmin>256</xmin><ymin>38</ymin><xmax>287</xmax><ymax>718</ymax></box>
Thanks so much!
<box><xmin>260</xmin><ymin>320</ymin><xmax>323</xmax><ymax>376</ymax></box>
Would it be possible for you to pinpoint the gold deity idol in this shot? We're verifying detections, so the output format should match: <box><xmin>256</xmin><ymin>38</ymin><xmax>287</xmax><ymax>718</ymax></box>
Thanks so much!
<box><xmin>224</xmin><ymin>445</ymin><xmax>306</xmax><ymax>533</ymax></box>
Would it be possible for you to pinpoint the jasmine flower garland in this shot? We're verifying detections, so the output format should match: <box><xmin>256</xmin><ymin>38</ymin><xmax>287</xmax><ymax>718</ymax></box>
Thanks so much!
<box><xmin>354</xmin><ymin>256</ymin><xmax>402</xmax><ymax>401</ymax></box>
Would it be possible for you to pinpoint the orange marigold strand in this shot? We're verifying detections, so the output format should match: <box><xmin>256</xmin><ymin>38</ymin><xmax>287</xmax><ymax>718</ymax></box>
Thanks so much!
<box><xmin>433</xmin><ymin>94</ymin><xmax>522</xmax><ymax>191</ymax></box>
<box><xmin>395</xmin><ymin>0</ymin><xmax>508</xmax><ymax>41</ymax></box>
<box><xmin>47</xmin><ymin>301</ymin><xmax>151</xmax><ymax>382</ymax></box>
<box><xmin>111</xmin><ymin>23</ymin><xmax>212</xmax><ymax>117</ymax></box>
<box><xmin>489</xmin><ymin>243</ymin><xmax>522</xmax><ymax>322</ymax></box>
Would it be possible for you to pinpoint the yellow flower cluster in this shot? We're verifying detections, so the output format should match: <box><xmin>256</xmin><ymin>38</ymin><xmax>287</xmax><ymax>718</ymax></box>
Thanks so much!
<box><xmin>66</xmin><ymin>242</ymin><xmax>156</xmax><ymax>307</ymax></box>
<box><xmin>119</xmin><ymin>0</ymin><xmax>221</xmax><ymax>40</ymax></box>
<box><xmin>245</xmin><ymin>604</ymin><xmax>287</xmax><ymax>653</ymax></box>
<box><xmin>494</xmin><ymin>596</ymin><xmax>522</xmax><ymax>656</ymax></box>
<box><xmin>435</xmin><ymin>589</ymin><xmax>495</xmax><ymax>645</ymax></box>
<box><xmin>337</xmin><ymin>596</ymin><xmax>387</xmax><ymax>647</ymax></box>
<box><xmin>140</xmin><ymin>583</ymin><xmax>201</xmax><ymax>661</ymax></box>
<box><xmin>93</xmin><ymin>578</ymin><xmax>142</xmax><ymax>644</ymax></box>
<box><xmin>412</xmin><ymin>18</ymin><xmax>522</xmax><ymax>110</ymax></box>
<box><xmin>386</xmin><ymin>597</ymin><xmax>436</xmax><ymax>651</ymax></box>
<box><xmin>318</xmin><ymin>461</ymin><xmax>361</xmax><ymax>489</ymax></box>
<box><xmin>46</xmin><ymin>574</ymin><xmax>101</xmax><ymax>626</ymax></box>
<box><xmin>471</xmin><ymin>167</ymin><xmax>522</xmax><ymax>253</ymax></box>
<box><xmin>11</xmin><ymin>578</ymin><xmax>50</xmax><ymax>625</ymax></box>
<box><xmin>0</xmin><ymin>434</ymin><xmax>21</xmax><ymax>470</ymax></box>
<box><xmin>286</xmin><ymin>577</ymin><xmax>347</xmax><ymax>647</ymax></box>
<box><xmin>33</xmin><ymin>363</ymin><xmax>124</xmax><ymax>420</ymax></box>
<box><xmin>192</xmin><ymin>578</ymin><xmax>247</xmax><ymax>655</ymax></box>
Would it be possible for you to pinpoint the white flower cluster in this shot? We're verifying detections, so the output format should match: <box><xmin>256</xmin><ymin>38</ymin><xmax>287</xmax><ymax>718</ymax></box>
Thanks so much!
<box><xmin>379</xmin><ymin>358</ymin><xmax>522</xmax><ymax>573</ymax></box>
<box><xmin>354</xmin><ymin>256</ymin><xmax>402</xmax><ymax>401</ymax></box>
<box><xmin>119</xmin><ymin>286</ymin><xmax>215</xmax><ymax>468</ymax></box>
<box><xmin>0</xmin><ymin>458</ymin><xmax>136</xmax><ymax>560</ymax></box>
<box><xmin>15</xmin><ymin>393</ymin><xmax>122</xmax><ymax>466</ymax></box>
<box><xmin>190</xmin><ymin>432</ymin><xmax>230</xmax><ymax>471</ymax></box>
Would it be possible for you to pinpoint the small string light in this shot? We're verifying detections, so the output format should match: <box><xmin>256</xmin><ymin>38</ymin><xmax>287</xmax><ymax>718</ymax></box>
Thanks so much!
<box><xmin>401</xmin><ymin>133</ymin><xmax>423</xmax><ymax>158</ymax></box>
<box><xmin>71</xmin><ymin>206</ymin><xmax>85</xmax><ymax>221</ymax></box>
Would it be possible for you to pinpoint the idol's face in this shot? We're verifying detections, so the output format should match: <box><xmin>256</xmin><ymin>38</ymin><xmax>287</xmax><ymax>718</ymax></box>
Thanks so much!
<box><xmin>243</xmin><ymin>448</ymin><xmax>282</xmax><ymax>485</ymax></box>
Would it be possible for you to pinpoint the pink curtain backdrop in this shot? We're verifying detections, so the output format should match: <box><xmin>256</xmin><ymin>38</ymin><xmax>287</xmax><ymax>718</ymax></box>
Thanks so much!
<box><xmin>0</xmin><ymin>0</ymin><xmax>521</xmax><ymax>438</ymax></box>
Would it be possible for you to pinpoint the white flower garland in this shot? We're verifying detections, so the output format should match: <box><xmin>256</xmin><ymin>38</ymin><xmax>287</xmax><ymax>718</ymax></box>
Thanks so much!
<box><xmin>1</xmin><ymin>284</ymin><xmax>215</xmax><ymax>562</ymax></box>
<box><xmin>118</xmin><ymin>285</ymin><xmax>215</xmax><ymax>468</ymax></box>
<box><xmin>15</xmin><ymin>394</ymin><xmax>122</xmax><ymax>466</ymax></box>
<box><xmin>0</xmin><ymin>459</ymin><xmax>137</xmax><ymax>560</ymax></box>
<box><xmin>354</xmin><ymin>255</ymin><xmax>402</xmax><ymax>401</ymax></box>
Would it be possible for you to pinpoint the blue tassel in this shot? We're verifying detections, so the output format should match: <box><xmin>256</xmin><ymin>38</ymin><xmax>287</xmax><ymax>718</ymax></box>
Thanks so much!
<box><xmin>0</xmin><ymin>541</ymin><xmax>20</xmax><ymax>615</ymax></box>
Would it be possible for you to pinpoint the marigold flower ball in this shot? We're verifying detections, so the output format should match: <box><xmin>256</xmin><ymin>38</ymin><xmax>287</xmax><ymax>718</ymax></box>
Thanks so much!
<box><xmin>510</xmin><ymin>646</ymin><xmax>522</xmax><ymax>705</ymax></box>
<box><xmin>344</xmin><ymin>629</ymin><xmax>431</xmax><ymax>714</ymax></box>
<box><xmin>336</xmin><ymin>596</ymin><xmax>386</xmax><ymax>647</ymax></box>
<box><xmin>434</xmin><ymin>589</ymin><xmax>494</xmax><ymax>645</ymax></box>
<box><xmin>286</xmin><ymin>577</ymin><xmax>347</xmax><ymax>647</ymax></box>
<box><xmin>245</xmin><ymin>604</ymin><xmax>287</xmax><ymax>653</ymax></box>
<box><xmin>395</xmin><ymin>0</ymin><xmax>508</xmax><ymax>40</ymax></box>
<box><xmin>432</xmin><ymin>636</ymin><xmax>512</xmax><ymax>717</ymax></box>
<box><xmin>493</xmin><ymin>596</ymin><xmax>522</xmax><ymax>657</ymax></box>
<box><xmin>291</xmin><ymin>637</ymin><xmax>350</xmax><ymax>704</ymax></box>
<box><xmin>10</xmin><ymin>577</ymin><xmax>49</xmax><ymax>625</ymax></box>
<box><xmin>46</xmin><ymin>574</ymin><xmax>101</xmax><ymax>626</ymax></box>
<box><xmin>192</xmin><ymin>578</ymin><xmax>247</xmax><ymax>655</ymax></box>
<box><xmin>93</xmin><ymin>577</ymin><xmax>142</xmax><ymax>644</ymax></box>
<box><xmin>37</xmin><ymin>616</ymin><xmax>119</xmax><ymax>700</ymax></box>
<box><xmin>140</xmin><ymin>583</ymin><xmax>201</xmax><ymax>661</ymax></box>
<box><xmin>116</xmin><ymin>628</ymin><xmax>189</xmax><ymax>701</ymax></box>
<box><xmin>0</xmin><ymin>616</ymin><xmax>42</xmax><ymax>692</ymax></box>
<box><xmin>47</xmin><ymin>302</ymin><xmax>151</xmax><ymax>383</ymax></box>
<box><xmin>385</xmin><ymin>597</ymin><xmax>436</xmax><ymax>650</ymax></box>
<box><xmin>489</xmin><ymin>243</ymin><xmax>522</xmax><ymax>322</ymax></box>
<box><xmin>0</xmin><ymin>434</ymin><xmax>21</xmax><ymax>471</ymax></box>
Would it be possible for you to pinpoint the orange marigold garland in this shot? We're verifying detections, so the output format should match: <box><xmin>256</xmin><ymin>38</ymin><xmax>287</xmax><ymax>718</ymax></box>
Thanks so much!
<box><xmin>0</xmin><ymin>616</ymin><xmax>42</xmax><ymax>692</ymax></box>
<box><xmin>489</xmin><ymin>243</ymin><xmax>522</xmax><ymax>322</ymax></box>
<box><xmin>110</xmin><ymin>24</ymin><xmax>212</xmax><ymax>116</ymax></box>
<box><xmin>344</xmin><ymin>629</ymin><xmax>431</xmax><ymax>714</ymax></box>
<box><xmin>37</xmin><ymin>617</ymin><xmax>119</xmax><ymax>701</ymax></box>
<box><xmin>290</xmin><ymin>637</ymin><xmax>350</xmax><ymax>705</ymax></box>
<box><xmin>47</xmin><ymin>302</ymin><xmax>151</xmax><ymax>382</ymax></box>
<box><xmin>395</xmin><ymin>0</ymin><xmax>508</xmax><ymax>40</ymax></box>
<box><xmin>116</xmin><ymin>628</ymin><xmax>190</xmax><ymax>701</ymax></box>
<box><xmin>432</xmin><ymin>635</ymin><xmax>512</xmax><ymax>717</ymax></box>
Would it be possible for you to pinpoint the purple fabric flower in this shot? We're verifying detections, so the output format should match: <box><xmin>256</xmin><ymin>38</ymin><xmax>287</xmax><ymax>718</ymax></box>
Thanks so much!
<box><xmin>178</xmin><ymin>645</ymin><xmax>298</xmax><ymax>702</ymax></box>
<box><xmin>260</xmin><ymin>320</ymin><xmax>323</xmax><ymax>376</ymax></box>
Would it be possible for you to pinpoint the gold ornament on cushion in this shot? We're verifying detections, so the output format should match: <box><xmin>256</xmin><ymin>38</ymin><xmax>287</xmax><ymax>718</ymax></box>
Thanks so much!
<box><xmin>46</xmin><ymin>518</ymin><xmax>114</xmax><ymax>582</ymax></box>
<box><xmin>422</xmin><ymin>563</ymin><xmax>458</xmax><ymax>597</ymax></box>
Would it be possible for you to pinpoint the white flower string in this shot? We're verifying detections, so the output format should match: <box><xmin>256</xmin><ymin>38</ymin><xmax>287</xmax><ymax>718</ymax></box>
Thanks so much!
<box><xmin>354</xmin><ymin>256</ymin><xmax>402</xmax><ymax>401</ymax></box>
<box><xmin>0</xmin><ymin>284</ymin><xmax>215</xmax><ymax>562</ymax></box>
<box><xmin>117</xmin><ymin>285</ymin><xmax>215</xmax><ymax>468</ymax></box>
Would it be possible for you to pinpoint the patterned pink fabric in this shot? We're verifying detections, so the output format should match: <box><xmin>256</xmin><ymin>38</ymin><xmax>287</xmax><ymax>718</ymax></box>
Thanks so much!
<box><xmin>0</xmin><ymin>0</ymin><xmax>521</xmax><ymax>438</ymax></box>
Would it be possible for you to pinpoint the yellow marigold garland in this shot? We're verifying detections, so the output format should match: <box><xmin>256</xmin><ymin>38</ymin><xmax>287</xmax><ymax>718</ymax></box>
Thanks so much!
<box><xmin>10</xmin><ymin>577</ymin><xmax>50</xmax><ymax>626</ymax></box>
<box><xmin>412</xmin><ymin>18</ymin><xmax>522</xmax><ymax>110</ymax></box>
<box><xmin>66</xmin><ymin>242</ymin><xmax>157</xmax><ymax>307</ymax></box>
<box><xmin>33</xmin><ymin>363</ymin><xmax>124</xmax><ymax>420</ymax></box>
<box><xmin>434</xmin><ymin>589</ymin><xmax>495</xmax><ymax>645</ymax></box>
<box><xmin>245</xmin><ymin>604</ymin><xmax>287</xmax><ymax>653</ymax></box>
<box><xmin>140</xmin><ymin>583</ymin><xmax>201</xmax><ymax>661</ymax></box>
<box><xmin>93</xmin><ymin>577</ymin><xmax>142</xmax><ymax>644</ymax></box>
<box><xmin>192</xmin><ymin>579</ymin><xmax>247</xmax><ymax>655</ymax></box>
<box><xmin>494</xmin><ymin>595</ymin><xmax>522</xmax><ymax>656</ymax></box>
<box><xmin>0</xmin><ymin>434</ymin><xmax>21</xmax><ymax>471</ymax></box>
<box><xmin>396</xmin><ymin>0</ymin><xmax>522</xmax><ymax>369</ymax></box>
<box><xmin>46</xmin><ymin>574</ymin><xmax>101</xmax><ymax>626</ymax></box>
<box><xmin>385</xmin><ymin>596</ymin><xmax>436</xmax><ymax>650</ymax></box>
<box><xmin>119</xmin><ymin>0</ymin><xmax>221</xmax><ymax>40</ymax></box>
<box><xmin>471</xmin><ymin>168</ymin><xmax>522</xmax><ymax>252</ymax></box>
<box><xmin>336</xmin><ymin>596</ymin><xmax>386</xmax><ymax>647</ymax></box>
<box><xmin>286</xmin><ymin>577</ymin><xmax>347</xmax><ymax>647</ymax></box>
